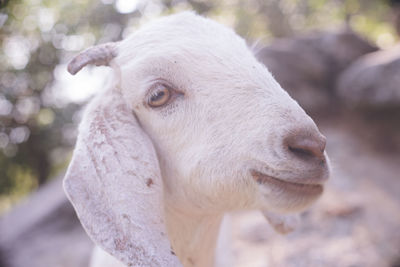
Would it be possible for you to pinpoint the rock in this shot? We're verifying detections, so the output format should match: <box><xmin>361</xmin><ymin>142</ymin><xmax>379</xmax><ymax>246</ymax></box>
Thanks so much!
<box><xmin>336</xmin><ymin>45</ymin><xmax>400</xmax><ymax>109</ymax></box>
<box><xmin>0</xmin><ymin>176</ymin><xmax>93</xmax><ymax>267</ymax></box>
<box><xmin>256</xmin><ymin>30</ymin><xmax>377</xmax><ymax>111</ymax></box>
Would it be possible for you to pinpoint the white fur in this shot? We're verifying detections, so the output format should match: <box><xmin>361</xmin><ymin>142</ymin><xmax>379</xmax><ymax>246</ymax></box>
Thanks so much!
<box><xmin>64</xmin><ymin>12</ymin><xmax>329</xmax><ymax>267</ymax></box>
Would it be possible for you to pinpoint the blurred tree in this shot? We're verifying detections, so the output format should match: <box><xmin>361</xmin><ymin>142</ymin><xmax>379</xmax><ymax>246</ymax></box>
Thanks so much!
<box><xmin>0</xmin><ymin>0</ymin><xmax>132</xmax><ymax>211</ymax></box>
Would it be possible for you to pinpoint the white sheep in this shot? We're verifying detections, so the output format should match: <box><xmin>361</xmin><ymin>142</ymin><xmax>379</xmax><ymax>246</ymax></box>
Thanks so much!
<box><xmin>64</xmin><ymin>12</ymin><xmax>330</xmax><ymax>267</ymax></box>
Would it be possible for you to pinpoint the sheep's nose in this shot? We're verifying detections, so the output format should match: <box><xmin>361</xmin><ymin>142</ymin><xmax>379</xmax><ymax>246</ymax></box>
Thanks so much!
<box><xmin>284</xmin><ymin>129</ymin><xmax>326</xmax><ymax>161</ymax></box>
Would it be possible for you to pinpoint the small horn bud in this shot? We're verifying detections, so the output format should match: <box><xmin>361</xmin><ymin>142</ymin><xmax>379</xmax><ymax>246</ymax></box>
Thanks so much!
<box><xmin>67</xmin><ymin>42</ymin><xmax>118</xmax><ymax>75</ymax></box>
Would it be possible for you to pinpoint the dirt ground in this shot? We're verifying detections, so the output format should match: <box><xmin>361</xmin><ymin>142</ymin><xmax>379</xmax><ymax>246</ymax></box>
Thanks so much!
<box><xmin>230</xmin><ymin>113</ymin><xmax>400</xmax><ymax>267</ymax></box>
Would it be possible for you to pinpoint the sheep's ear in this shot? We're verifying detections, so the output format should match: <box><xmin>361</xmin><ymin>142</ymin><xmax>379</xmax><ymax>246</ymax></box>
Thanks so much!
<box><xmin>63</xmin><ymin>88</ymin><xmax>182</xmax><ymax>267</ymax></box>
<box><xmin>67</xmin><ymin>42</ymin><xmax>118</xmax><ymax>75</ymax></box>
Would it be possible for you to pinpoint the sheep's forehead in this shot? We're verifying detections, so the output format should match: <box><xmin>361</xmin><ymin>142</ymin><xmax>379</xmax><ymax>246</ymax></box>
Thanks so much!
<box><xmin>118</xmin><ymin>13</ymin><xmax>279</xmax><ymax>103</ymax></box>
<box><xmin>118</xmin><ymin>13</ymin><xmax>254</xmax><ymax>67</ymax></box>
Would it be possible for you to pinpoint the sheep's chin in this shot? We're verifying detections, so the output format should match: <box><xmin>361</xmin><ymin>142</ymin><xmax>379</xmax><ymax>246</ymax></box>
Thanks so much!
<box><xmin>251</xmin><ymin>170</ymin><xmax>324</xmax><ymax>212</ymax></box>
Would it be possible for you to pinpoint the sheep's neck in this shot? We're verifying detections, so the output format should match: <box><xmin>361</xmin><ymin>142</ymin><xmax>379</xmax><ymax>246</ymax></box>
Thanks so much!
<box><xmin>165</xmin><ymin>206</ymin><xmax>223</xmax><ymax>267</ymax></box>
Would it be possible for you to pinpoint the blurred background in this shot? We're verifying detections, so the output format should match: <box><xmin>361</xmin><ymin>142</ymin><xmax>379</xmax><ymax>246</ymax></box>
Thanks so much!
<box><xmin>0</xmin><ymin>0</ymin><xmax>399</xmax><ymax>266</ymax></box>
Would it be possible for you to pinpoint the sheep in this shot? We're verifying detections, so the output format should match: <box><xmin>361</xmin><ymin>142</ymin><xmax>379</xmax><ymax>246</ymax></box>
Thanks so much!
<box><xmin>64</xmin><ymin>12</ymin><xmax>330</xmax><ymax>267</ymax></box>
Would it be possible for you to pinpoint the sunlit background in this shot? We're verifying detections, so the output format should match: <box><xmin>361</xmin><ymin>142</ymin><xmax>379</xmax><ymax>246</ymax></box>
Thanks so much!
<box><xmin>0</xmin><ymin>0</ymin><xmax>400</xmax><ymax>267</ymax></box>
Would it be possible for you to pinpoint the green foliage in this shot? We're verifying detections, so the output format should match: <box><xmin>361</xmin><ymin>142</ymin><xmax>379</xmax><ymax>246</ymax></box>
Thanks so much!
<box><xmin>0</xmin><ymin>0</ymin><xmax>126</xmax><ymax>212</ymax></box>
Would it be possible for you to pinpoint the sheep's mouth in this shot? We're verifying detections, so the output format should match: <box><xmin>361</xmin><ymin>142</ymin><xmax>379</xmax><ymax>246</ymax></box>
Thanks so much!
<box><xmin>251</xmin><ymin>170</ymin><xmax>323</xmax><ymax>196</ymax></box>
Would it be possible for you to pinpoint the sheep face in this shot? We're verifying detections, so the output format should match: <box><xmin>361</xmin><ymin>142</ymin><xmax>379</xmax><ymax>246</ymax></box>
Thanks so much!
<box><xmin>116</xmin><ymin>13</ymin><xmax>330</xmax><ymax>214</ymax></box>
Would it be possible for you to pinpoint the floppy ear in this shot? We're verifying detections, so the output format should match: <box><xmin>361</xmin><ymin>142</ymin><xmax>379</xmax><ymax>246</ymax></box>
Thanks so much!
<box><xmin>63</xmin><ymin>85</ymin><xmax>182</xmax><ymax>265</ymax></box>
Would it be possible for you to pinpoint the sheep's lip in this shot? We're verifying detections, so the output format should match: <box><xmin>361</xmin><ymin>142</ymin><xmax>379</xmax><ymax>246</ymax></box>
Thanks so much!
<box><xmin>251</xmin><ymin>170</ymin><xmax>323</xmax><ymax>195</ymax></box>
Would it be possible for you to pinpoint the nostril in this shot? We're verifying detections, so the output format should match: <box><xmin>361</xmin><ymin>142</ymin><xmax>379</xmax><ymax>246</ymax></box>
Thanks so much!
<box><xmin>285</xmin><ymin>130</ymin><xmax>326</xmax><ymax>160</ymax></box>
<box><xmin>288</xmin><ymin>145</ymin><xmax>315</xmax><ymax>158</ymax></box>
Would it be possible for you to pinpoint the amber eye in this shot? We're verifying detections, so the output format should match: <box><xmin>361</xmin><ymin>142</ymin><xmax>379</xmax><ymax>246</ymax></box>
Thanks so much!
<box><xmin>148</xmin><ymin>85</ymin><xmax>171</xmax><ymax>107</ymax></box>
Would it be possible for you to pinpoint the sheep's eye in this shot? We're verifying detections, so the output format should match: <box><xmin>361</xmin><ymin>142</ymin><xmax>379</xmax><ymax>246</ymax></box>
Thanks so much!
<box><xmin>148</xmin><ymin>85</ymin><xmax>171</xmax><ymax>107</ymax></box>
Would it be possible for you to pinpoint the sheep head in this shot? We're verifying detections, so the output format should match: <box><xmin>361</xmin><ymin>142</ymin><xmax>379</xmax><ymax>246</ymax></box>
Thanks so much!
<box><xmin>64</xmin><ymin>12</ymin><xmax>330</xmax><ymax>267</ymax></box>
